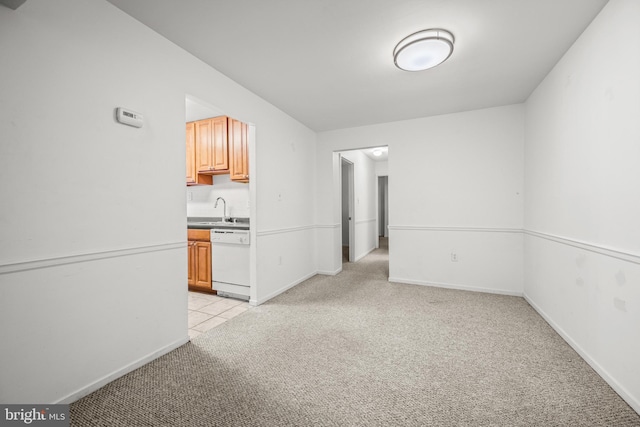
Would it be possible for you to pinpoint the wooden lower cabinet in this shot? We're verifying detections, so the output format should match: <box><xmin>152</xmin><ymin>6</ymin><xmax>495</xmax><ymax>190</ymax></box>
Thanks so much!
<box><xmin>187</xmin><ymin>229</ymin><xmax>213</xmax><ymax>293</ymax></box>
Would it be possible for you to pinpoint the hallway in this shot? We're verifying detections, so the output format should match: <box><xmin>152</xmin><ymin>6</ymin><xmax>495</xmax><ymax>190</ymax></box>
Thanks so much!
<box><xmin>343</xmin><ymin>236</ymin><xmax>388</xmax><ymax>265</ymax></box>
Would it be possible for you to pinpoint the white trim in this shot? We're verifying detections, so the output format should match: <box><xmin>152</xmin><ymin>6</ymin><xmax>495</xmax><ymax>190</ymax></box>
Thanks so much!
<box><xmin>251</xmin><ymin>271</ymin><xmax>317</xmax><ymax>306</ymax></box>
<box><xmin>524</xmin><ymin>293</ymin><xmax>640</xmax><ymax>415</ymax></box>
<box><xmin>354</xmin><ymin>246</ymin><xmax>376</xmax><ymax>262</ymax></box>
<box><xmin>55</xmin><ymin>336</ymin><xmax>189</xmax><ymax>404</ymax></box>
<box><xmin>389</xmin><ymin>225</ymin><xmax>522</xmax><ymax>233</ymax></box>
<box><xmin>256</xmin><ymin>224</ymin><xmax>342</xmax><ymax>237</ymax></box>
<box><xmin>316</xmin><ymin>267</ymin><xmax>342</xmax><ymax>276</ymax></box>
<box><xmin>387</xmin><ymin>226</ymin><xmax>640</xmax><ymax>265</ymax></box>
<box><xmin>355</xmin><ymin>218</ymin><xmax>376</xmax><ymax>224</ymax></box>
<box><xmin>0</xmin><ymin>242</ymin><xmax>186</xmax><ymax>275</ymax></box>
<box><xmin>316</xmin><ymin>223</ymin><xmax>341</xmax><ymax>229</ymax></box>
<box><xmin>524</xmin><ymin>229</ymin><xmax>640</xmax><ymax>265</ymax></box>
<box><xmin>256</xmin><ymin>225</ymin><xmax>315</xmax><ymax>237</ymax></box>
<box><xmin>388</xmin><ymin>276</ymin><xmax>524</xmax><ymax>297</ymax></box>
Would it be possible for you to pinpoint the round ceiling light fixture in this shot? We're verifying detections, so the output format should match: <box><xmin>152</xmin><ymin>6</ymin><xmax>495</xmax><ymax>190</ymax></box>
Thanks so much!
<box><xmin>372</xmin><ymin>147</ymin><xmax>387</xmax><ymax>157</ymax></box>
<box><xmin>393</xmin><ymin>28</ymin><xmax>455</xmax><ymax>72</ymax></box>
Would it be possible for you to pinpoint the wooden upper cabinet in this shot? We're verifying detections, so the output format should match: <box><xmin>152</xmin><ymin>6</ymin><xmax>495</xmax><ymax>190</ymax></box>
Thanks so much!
<box><xmin>186</xmin><ymin>122</ymin><xmax>212</xmax><ymax>186</ymax></box>
<box><xmin>195</xmin><ymin>116</ymin><xmax>228</xmax><ymax>173</ymax></box>
<box><xmin>229</xmin><ymin>118</ymin><xmax>249</xmax><ymax>182</ymax></box>
<box><xmin>187</xmin><ymin>115</ymin><xmax>248</xmax><ymax>185</ymax></box>
<box><xmin>211</xmin><ymin>117</ymin><xmax>229</xmax><ymax>170</ymax></box>
<box><xmin>195</xmin><ymin>119</ymin><xmax>213</xmax><ymax>172</ymax></box>
<box><xmin>186</xmin><ymin>122</ymin><xmax>196</xmax><ymax>185</ymax></box>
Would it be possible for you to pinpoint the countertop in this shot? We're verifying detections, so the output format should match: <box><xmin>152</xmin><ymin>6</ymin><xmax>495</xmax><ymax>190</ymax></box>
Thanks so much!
<box><xmin>187</xmin><ymin>216</ymin><xmax>250</xmax><ymax>230</ymax></box>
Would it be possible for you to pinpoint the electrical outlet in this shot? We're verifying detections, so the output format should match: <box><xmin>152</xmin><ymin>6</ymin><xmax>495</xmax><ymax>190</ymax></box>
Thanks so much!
<box><xmin>451</xmin><ymin>252</ymin><xmax>458</xmax><ymax>262</ymax></box>
<box><xmin>278</xmin><ymin>256</ymin><xmax>283</xmax><ymax>265</ymax></box>
<box><xmin>187</xmin><ymin>192</ymin><xmax>193</xmax><ymax>201</ymax></box>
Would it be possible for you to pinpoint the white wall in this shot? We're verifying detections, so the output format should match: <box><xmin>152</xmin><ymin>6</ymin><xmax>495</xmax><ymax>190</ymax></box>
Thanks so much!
<box><xmin>374</xmin><ymin>160</ymin><xmax>388</xmax><ymax>177</ymax></box>
<box><xmin>317</xmin><ymin>105</ymin><xmax>525</xmax><ymax>295</ymax></box>
<box><xmin>523</xmin><ymin>0</ymin><xmax>640</xmax><ymax>412</ymax></box>
<box><xmin>185</xmin><ymin>97</ymin><xmax>224</xmax><ymax>122</ymax></box>
<box><xmin>253</xmin><ymin>118</ymin><xmax>317</xmax><ymax>304</ymax></box>
<box><xmin>187</xmin><ymin>176</ymin><xmax>250</xmax><ymax>219</ymax></box>
<box><xmin>0</xmin><ymin>0</ymin><xmax>316</xmax><ymax>404</ymax></box>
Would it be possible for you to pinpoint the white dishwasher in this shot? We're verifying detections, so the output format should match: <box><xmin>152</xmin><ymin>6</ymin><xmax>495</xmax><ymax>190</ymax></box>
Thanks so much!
<box><xmin>210</xmin><ymin>228</ymin><xmax>250</xmax><ymax>301</ymax></box>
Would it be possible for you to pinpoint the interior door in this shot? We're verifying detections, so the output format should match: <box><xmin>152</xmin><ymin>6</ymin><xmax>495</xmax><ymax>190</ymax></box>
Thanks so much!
<box><xmin>341</xmin><ymin>156</ymin><xmax>355</xmax><ymax>263</ymax></box>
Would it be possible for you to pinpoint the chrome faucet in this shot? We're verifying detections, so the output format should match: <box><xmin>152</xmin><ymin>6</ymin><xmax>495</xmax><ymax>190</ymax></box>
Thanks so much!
<box><xmin>214</xmin><ymin>197</ymin><xmax>228</xmax><ymax>222</ymax></box>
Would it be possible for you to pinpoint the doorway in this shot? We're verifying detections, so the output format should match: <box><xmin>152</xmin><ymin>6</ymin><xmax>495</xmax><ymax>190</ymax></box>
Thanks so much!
<box><xmin>334</xmin><ymin>147</ymin><xmax>388</xmax><ymax>269</ymax></box>
<box><xmin>341</xmin><ymin>157</ymin><xmax>355</xmax><ymax>263</ymax></box>
<box><xmin>377</xmin><ymin>175</ymin><xmax>389</xmax><ymax>254</ymax></box>
<box><xmin>184</xmin><ymin>94</ymin><xmax>257</xmax><ymax>339</ymax></box>
<box><xmin>378</xmin><ymin>176</ymin><xmax>388</xmax><ymax>238</ymax></box>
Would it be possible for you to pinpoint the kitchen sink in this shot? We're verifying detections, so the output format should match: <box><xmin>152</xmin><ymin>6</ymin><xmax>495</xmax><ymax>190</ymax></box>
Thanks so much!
<box><xmin>193</xmin><ymin>221</ymin><xmax>240</xmax><ymax>226</ymax></box>
<box><xmin>187</xmin><ymin>218</ymin><xmax>249</xmax><ymax>230</ymax></box>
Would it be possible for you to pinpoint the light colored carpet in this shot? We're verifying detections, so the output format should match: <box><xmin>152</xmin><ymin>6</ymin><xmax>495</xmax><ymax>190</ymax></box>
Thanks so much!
<box><xmin>71</xmin><ymin>239</ymin><xmax>639</xmax><ymax>426</ymax></box>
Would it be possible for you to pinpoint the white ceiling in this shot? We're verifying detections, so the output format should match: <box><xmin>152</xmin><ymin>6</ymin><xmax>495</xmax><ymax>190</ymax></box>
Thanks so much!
<box><xmin>107</xmin><ymin>0</ymin><xmax>608</xmax><ymax>132</ymax></box>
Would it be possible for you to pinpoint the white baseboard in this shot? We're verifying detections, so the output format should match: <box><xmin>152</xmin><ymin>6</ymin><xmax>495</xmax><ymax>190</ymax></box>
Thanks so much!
<box><xmin>55</xmin><ymin>336</ymin><xmax>189</xmax><ymax>404</ymax></box>
<box><xmin>354</xmin><ymin>246</ymin><xmax>376</xmax><ymax>262</ymax></box>
<box><xmin>251</xmin><ymin>266</ymin><xmax>347</xmax><ymax>305</ymax></box>
<box><xmin>317</xmin><ymin>267</ymin><xmax>342</xmax><ymax>276</ymax></box>
<box><xmin>524</xmin><ymin>293</ymin><xmax>640</xmax><ymax>415</ymax></box>
<box><xmin>388</xmin><ymin>276</ymin><xmax>523</xmax><ymax>297</ymax></box>
<box><xmin>253</xmin><ymin>271</ymin><xmax>318</xmax><ymax>306</ymax></box>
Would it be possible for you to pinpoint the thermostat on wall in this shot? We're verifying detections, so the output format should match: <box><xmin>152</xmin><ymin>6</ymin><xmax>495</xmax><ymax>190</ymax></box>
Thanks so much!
<box><xmin>116</xmin><ymin>107</ymin><xmax>144</xmax><ymax>128</ymax></box>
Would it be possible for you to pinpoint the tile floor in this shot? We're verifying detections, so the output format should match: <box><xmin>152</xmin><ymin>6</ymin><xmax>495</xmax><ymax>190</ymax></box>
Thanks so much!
<box><xmin>188</xmin><ymin>291</ymin><xmax>251</xmax><ymax>339</ymax></box>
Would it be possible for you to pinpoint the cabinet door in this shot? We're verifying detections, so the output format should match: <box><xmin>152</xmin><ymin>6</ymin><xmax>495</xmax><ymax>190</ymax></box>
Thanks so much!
<box><xmin>211</xmin><ymin>116</ymin><xmax>229</xmax><ymax>171</ymax></box>
<box><xmin>194</xmin><ymin>241</ymin><xmax>212</xmax><ymax>290</ymax></box>
<box><xmin>195</xmin><ymin>119</ymin><xmax>213</xmax><ymax>172</ymax></box>
<box><xmin>229</xmin><ymin>118</ymin><xmax>249</xmax><ymax>182</ymax></box>
<box><xmin>187</xmin><ymin>241</ymin><xmax>196</xmax><ymax>286</ymax></box>
<box><xmin>186</xmin><ymin>122</ymin><xmax>196</xmax><ymax>184</ymax></box>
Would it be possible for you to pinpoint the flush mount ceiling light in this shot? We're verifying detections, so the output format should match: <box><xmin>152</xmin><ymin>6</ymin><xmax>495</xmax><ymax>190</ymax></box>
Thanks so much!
<box><xmin>393</xmin><ymin>28</ymin><xmax>455</xmax><ymax>71</ymax></box>
<box><xmin>372</xmin><ymin>147</ymin><xmax>388</xmax><ymax>157</ymax></box>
